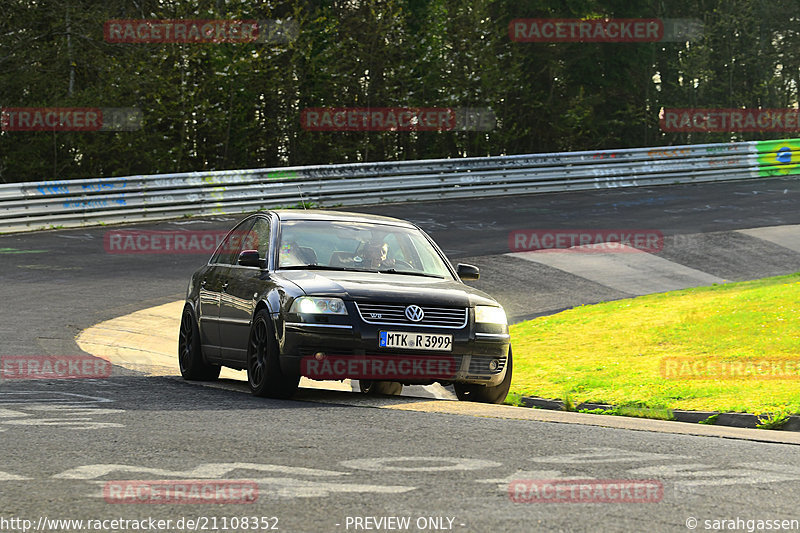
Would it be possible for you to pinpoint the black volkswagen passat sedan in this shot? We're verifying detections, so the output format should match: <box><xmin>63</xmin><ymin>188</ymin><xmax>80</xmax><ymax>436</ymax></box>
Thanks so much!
<box><xmin>179</xmin><ymin>210</ymin><xmax>512</xmax><ymax>403</ymax></box>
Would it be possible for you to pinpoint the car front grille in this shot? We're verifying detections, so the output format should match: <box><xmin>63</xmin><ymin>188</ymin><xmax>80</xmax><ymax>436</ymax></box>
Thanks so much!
<box><xmin>354</xmin><ymin>302</ymin><xmax>468</xmax><ymax>329</ymax></box>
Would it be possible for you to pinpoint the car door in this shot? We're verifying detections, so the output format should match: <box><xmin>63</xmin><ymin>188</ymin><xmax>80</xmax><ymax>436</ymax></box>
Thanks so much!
<box><xmin>199</xmin><ymin>218</ymin><xmax>256</xmax><ymax>361</ymax></box>
<box><xmin>219</xmin><ymin>216</ymin><xmax>271</xmax><ymax>365</ymax></box>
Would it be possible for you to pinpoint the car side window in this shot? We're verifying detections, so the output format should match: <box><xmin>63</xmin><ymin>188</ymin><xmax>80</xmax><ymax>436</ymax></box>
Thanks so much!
<box><xmin>248</xmin><ymin>217</ymin><xmax>271</xmax><ymax>261</ymax></box>
<box><xmin>211</xmin><ymin>218</ymin><xmax>256</xmax><ymax>265</ymax></box>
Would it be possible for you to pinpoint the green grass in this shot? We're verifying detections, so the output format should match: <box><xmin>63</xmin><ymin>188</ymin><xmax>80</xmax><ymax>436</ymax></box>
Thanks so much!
<box><xmin>756</xmin><ymin>410</ymin><xmax>792</xmax><ymax>430</ymax></box>
<box><xmin>578</xmin><ymin>405</ymin><xmax>675</xmax><ymax>421</ymax></box>
<box><xmin>698</xmin><ymin>414</ymin><xmax>720</xmax><ymax>425</ymax></box>
<box><xmin>509</xmin><ymin>272</ymin><xmax>800</xmax><ymax>416</ymax></box>
<box><xmin>503</xmin><ymin>392</ymin><xmax>526</xmax><ymax>407</ymax></box>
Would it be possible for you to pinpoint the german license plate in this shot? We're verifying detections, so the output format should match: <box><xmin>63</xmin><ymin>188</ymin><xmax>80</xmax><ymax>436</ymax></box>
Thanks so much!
<box><xmin>378</xmin><ymin>331</ymin><xmax>453</xmax><ymax>351</ymax></box>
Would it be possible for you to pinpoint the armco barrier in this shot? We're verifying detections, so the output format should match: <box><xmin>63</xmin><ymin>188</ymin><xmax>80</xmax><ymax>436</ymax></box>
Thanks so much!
<box><xmin>0</xmin><ymin>138</ymin><xmax>797</xmax><ymax>233</ymax></box>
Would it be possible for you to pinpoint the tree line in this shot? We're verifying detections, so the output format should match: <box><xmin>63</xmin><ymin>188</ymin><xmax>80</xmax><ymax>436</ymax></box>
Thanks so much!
<box><xmin>0</xmin><ymin>0</ymin><xmax>797</xmax><ymax>183</ymax></box>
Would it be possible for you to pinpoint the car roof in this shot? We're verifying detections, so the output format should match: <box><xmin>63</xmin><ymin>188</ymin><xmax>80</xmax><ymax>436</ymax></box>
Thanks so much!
<box><xmin>270</xmin><ymin>209</ymin><xmax>417</xmax><ymax>228</ymax></box>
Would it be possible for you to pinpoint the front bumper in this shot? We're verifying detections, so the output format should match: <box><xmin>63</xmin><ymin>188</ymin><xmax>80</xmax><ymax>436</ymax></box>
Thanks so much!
<box><xmin>277</xmin><ymin>313</ymin><xmax>510</xmax><ymax>386</ymax></box>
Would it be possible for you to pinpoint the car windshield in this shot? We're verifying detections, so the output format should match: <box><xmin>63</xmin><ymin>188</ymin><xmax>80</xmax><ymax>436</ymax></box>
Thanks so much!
<box><xmin>277</xmin><ymin>219</ymin><xmax>452</xmax><ymax>279</ymax></box>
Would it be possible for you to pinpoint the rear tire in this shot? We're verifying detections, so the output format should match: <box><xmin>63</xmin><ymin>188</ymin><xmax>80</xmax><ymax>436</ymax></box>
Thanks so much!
<box><xmin>358</xmin><ymin>380</ymin><xmax>403</xmax><ymax>396</ymax></box>
<box><xmin>247</xmin><ymin>310</ymin><xmax>300</xmax><ymax>398</ymax></box>
<box><xmin>178</xmin><ymin>305</ymin><xmax>220</xmax><ymax>381</ymax></box>
<box><xmin>454</xmin><ymin>348</ymin><xmax>513</xmax><ymax>404</ymax></box>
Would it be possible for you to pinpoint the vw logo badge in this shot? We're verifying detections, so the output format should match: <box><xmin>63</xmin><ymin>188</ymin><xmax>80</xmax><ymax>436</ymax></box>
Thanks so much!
<box><xmin>405</xmin><ymin>305</ymin><xmax>424</xmax><ymax>322</ymax></box>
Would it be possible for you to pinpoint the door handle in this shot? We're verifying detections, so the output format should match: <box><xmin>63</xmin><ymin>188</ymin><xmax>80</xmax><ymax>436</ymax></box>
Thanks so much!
<box><xmin>200</xmin><ymin>279</ymin><xmax>207</xmax><ymax>287</ymax></box>
<box><xmin>222</xmin><ymin>282</ymin><xmax>229</xmax><ymax>292</ymax></box>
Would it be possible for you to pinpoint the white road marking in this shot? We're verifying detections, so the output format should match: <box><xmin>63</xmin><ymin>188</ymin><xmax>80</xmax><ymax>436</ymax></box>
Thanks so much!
<box><xmin>0</xmin><ymin>392</ymin><xmax>113</xmax><ymax>404</ymax></box>
<box><xmin>529</xmin><ymin>447</ymin><xmax>688</xmax><ymax>464</ymax></box>
<box><xmin>6</xmin><ymin>452</ymin><xmax>800</xmax><ymax>500</ymax></box>
<box><xmin>85</xmin><ymin>478</ymin><xmax>414</xmax><ymax>498</ymax></box>
<box><xmin>0</xmin><ymin>471</ymin><xmax>31</xmax><ymax>481</ymax></box>
<box><xmin>737</xmin><ymin>224</ymin><xmax>800</xmax><ymax>254</ymax></box>
<box><xmin>24</xmin><ymin>406</ymin><xmax>125</xmax><ymax>415</ymax></box>
<box><xmin>53</xmin><ymin>462</ymin><xmax>347</xmax><ymax>479</ymax></box>
<box><xmin>52</xmin><ymin>462</ymin><xmax>413</xmax><ymax>498</ymax></box>
<box><xmin>0</xmin><ymin>401</ymin><xmax>125</xmax><ymax>431</ymax></box>
<box><xmin>507</xmin><ymin>244</ymin><xmax>724</xmax><ymax>295</ymax></box>
<box><xmin>340</xmin><ymin>457</ymin><xmax>501</xmax><ymax>472</ymax></box>
<box><xmin>478</xmin><ymin>450</ymin><xmax>800</xmax><ymax>496</ymax></box>
<box><xmin>628</xmin><ymin>463</ymin><xmax>800</xmax><ymax>488</ymax></box>
<box><xmin>741</xmin><ymin>462</ymin><xmax>800</xmax><ymax>475</ymax></box>
<box><xmin>475</xmin><ymin>470</ymin><xmax>582</xmax><ymax>491</ymax></box>
<box><xmin>2</xmin><ymin>418</ymin><xmax>124</xmax><ymax>429</ymax></box>
<box><xmin>0</xmin><ymin>408</ymin><xmax>29</xmax><ymax>418</ymax></box>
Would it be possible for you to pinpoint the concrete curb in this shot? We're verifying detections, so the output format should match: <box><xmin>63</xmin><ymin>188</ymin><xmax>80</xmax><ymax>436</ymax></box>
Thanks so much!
<box><xmin>518</xmin><ymin>396</ymin><xmax>800</xmax><ymax>431</ymax></box>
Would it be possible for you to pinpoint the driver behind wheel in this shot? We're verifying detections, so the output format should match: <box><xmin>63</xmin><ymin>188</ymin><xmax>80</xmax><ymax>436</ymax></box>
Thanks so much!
<box><xmin>358</xmin><ymin>239</ymin><xmax>393</xmax><ymax>270</ymax></box>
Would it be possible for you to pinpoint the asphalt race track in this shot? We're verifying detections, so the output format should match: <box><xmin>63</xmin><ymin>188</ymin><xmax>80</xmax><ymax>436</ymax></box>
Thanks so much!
<box><xmin>2</xmin><ymin>176</ymin><xmax>800</xmax><ymax>532</ymax></box>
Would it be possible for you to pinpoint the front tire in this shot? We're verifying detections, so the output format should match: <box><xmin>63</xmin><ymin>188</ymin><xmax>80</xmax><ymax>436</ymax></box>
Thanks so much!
<box><xmin>178</xmin><ymin>305</ymin><xmax>220</xmax><ymax>381</ymax></box>
<box><xmin>358</xmin><ymin>380</ymin><xmax>403</xmax><ymax>396</ymax></box>
<box><xmin>247</xmin><ymin>310</ymin><xmax>300</xmax><ymax>398</ymax></box>
<box><xmin>454</xmin><ymin>348</ymin><xmax>513</xmax><ymax>404</ymax></box>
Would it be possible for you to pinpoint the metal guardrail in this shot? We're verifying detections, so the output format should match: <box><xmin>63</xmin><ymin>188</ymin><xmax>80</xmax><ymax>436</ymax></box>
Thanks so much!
<box><xmin>1</xmin><ymin>138</ymin><xmax>797</xmax><ymax>233</ymax></box>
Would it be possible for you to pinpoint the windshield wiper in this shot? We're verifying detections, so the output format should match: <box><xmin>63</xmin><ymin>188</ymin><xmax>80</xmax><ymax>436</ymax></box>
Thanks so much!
<box><xmin>377</xmin><ymin>268</ymin><xmax>445</xmax><ymax>279</ymax></box>
<box><xmin>280</xmin><ymin>265</ymin><xmax>446</xmax><ymax>278</ymax></box>
<box><xmin>280</xmin><ymin>265</ymin><xmax>373</xmax><ymax>273</ymax></box>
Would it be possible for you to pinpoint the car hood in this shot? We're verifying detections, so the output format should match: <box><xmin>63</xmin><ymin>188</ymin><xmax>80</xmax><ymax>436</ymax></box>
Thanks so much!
<box><xmin>276</xmin><ymin>270</ymin><xmax>499</xmax><ymax>307</ymax></box>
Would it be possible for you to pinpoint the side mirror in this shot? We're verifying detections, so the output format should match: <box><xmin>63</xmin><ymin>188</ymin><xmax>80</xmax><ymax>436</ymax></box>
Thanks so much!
<box><xmin>238</xmin><ymin>250</ymin><xmax>264</xmax><ymax>268</ymax></box>
<box><xmin>456</xmin><ymin>263</ymin><xmax>480</xmax><ymax>281</ymax></box>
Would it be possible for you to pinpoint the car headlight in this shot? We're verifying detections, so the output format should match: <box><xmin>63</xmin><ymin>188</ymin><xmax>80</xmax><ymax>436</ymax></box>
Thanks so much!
<box><xmin>475</xmin><ymin>305</ymin><xmax>507</xmax><ymax>325</ymax></box>
<box><xmin>291</xmin><ymin>297</ymin><xmax>348</xmax><ymax>315</ymax></box>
